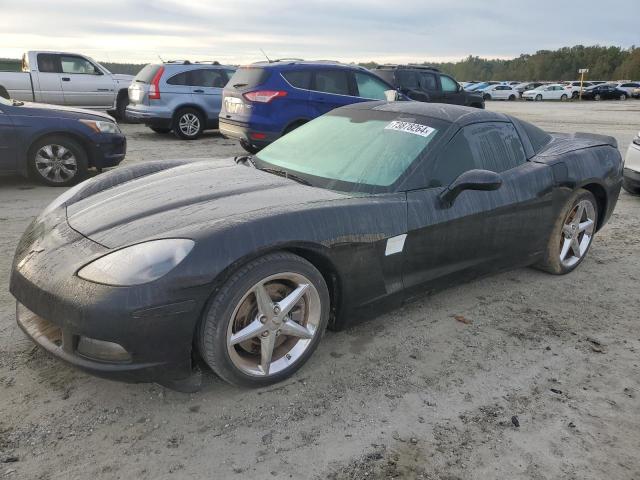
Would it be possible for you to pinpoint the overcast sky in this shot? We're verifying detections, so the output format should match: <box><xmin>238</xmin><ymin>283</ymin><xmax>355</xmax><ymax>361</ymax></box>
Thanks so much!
<box><xmin>1</xmin><ymin>0</ymin><xmax>637</xmax><ymax>64</ymax></box>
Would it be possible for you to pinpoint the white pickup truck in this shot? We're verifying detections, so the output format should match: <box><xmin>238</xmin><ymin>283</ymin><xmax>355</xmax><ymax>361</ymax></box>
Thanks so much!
<box><xmin>0</xmin><ymin>51</ymin><xmax>134</xmax><ymax>118</ymax></box>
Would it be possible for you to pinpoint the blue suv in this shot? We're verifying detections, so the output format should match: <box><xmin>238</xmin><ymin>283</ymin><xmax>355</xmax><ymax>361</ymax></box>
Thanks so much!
<box><xmin>219</xmin><ymin>60</ymin><xmax>398</xmax><ymax>153</ymax></box>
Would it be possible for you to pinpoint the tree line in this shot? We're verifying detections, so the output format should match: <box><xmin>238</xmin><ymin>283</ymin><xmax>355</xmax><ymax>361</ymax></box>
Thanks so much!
<box><xmin>2</xmin><ymin>45</ymin><xmax>639</xmax><ymax>81</ymax></box>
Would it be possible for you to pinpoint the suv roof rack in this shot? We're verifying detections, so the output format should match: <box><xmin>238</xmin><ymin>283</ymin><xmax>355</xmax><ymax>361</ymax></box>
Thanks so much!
<box><xmin>165</xmin><ymin>60</ymin><xmax>192</xmax><ymax>65</ymax></box>
<box><xmin>194</xmin><ymin>60</ymin><xmax>221</xmax><ymax>65</ymax></box>
<box><xmin>374</xmin><ymin>64</ymin><xmax>440</xmax><ymax>72</ymax></box>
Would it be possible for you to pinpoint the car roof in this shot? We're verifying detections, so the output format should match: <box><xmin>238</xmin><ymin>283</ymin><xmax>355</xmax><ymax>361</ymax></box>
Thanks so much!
<box><xmin>341</xmin><ymin>101</ymin><xmax>509</xmax><ymax>126</ymax></box>
<box><xmin>247</xmin><ymin>60</ymin><xmax>369</xmax><ymax>71</ymax></box>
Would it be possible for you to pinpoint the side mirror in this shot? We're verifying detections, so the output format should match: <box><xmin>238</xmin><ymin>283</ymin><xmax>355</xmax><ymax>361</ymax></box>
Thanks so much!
<box><xmin>439</xmin><ymin>169</ymin><xmax>502</xmax><ymax>207</ymax></box>
<box><xmin>384</xmin><ymin>89</ymin><xmax>400</xmax><ymax>101</ymax></box>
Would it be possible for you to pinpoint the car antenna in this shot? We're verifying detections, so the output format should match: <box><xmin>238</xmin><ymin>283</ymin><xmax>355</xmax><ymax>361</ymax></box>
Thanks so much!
<box><xmin>157</xmin><ymin>54</ymin><xmax>165</xmax><ymax>63</ymax></box>
<box><xmin>260</xmin><ymin>48</ymin><xmax>273</xmax><ymax>63</ymax></box>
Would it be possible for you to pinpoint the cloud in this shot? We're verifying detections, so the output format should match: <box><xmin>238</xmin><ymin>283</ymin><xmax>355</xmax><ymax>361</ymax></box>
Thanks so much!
<box><xmin>0</xmin><ymin>0</ymin><xmax>637</xmax><ymax>64</ymax></box>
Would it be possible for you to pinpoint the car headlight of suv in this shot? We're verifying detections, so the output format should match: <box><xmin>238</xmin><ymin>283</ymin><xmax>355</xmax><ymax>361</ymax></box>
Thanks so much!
<box><xmin>77</xmin><ymin>239</ymin><xmax>195</xmax><ymax>286</ymax></box>
<box><xmin>79</xmin><ymin>119</ymin><xmax>121</xmax><ymax>134</ymax></box>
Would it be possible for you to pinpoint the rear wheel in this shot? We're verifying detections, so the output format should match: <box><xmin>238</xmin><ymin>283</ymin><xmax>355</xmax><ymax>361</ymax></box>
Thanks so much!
<box><xmin>572</xmin><ymin>91</ymin><xmax>579</xmax><ymax>99</ymax></box>
<box><xmin>173</xmin><ymin>108</ymin><xmax>204</xmax><ymax>140</ymax></box>
<box><xmin>0</xmin><ymin>87</ymin><xmax>9</xmax><ymax>99</ymax></box>
<box><xmin>28</xmin><ymin>136</ymin><xmax>88</xmax><ymax>187</ymax></box>
<box><xmin>535</xmin><ymin>189</ymin><xmax>598</xmax><ymax>275</ymax></box>
<box><xmin>150</xmin><ymin>127</ymin><xmax>172</xmax><ymax>134</ymax></box>
<box><xmin>115</xmin><ymin>91</ymin><xmax>129</xmax><ymax>121</ymax></box>
<box><xmin>198</xmin><ymin>252</ymin><xmax>330</xmax><ymax>387</ymax></box>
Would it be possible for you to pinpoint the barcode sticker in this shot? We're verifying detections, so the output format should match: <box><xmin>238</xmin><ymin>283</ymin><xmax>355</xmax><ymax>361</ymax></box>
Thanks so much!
<box><xmin>385</xmin><ymin>121</ymin><xmax>436</xmax><ymax>138</ymax></box>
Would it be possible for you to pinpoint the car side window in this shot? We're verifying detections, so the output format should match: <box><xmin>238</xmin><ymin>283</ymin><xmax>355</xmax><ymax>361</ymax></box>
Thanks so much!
<box><xmin>440</xmin><ymin>75</ymin><xmax>458</xmax><ymax>92</ymax></box>
<box><xmin>282</xmin><ymin>70</ymin><xmax>312</xmax><ymax>90</ymax></box>
<box><xmin>312</xmin><ymin>70</ymin><xmax>351</xmax><ymax>96</ymax></box>
<box><xmin>191</xmin><ymin>69</ymin><xmax>227</xmax><ymax>88</ymax></box>
<box><xmin>428</xmin><ymin>122</ymin><xmax>527</xmax><ymax>188</ymax></box>
<box><xmin>354</xmin><ymin>72</ymin><xmax>389</xmax><ymax>100</ymax></box>
<box><xmin>418</xmin><ymin>72</ymin><xmax>437</xmax><ymax>90</ymax></box>
<box><xmin>167</xmin><ymin>71</ymin><xmax>189</xmax><ymax>85</ymax></box>
<box><xmin>60</xmin><ymin>55</ymin><xmax>100</xmax><ymax>75</ymax></box>
<box><xmin>397</xmin><ymin>70</ymin><xmax>419</xmax><ymax>89</ymax></box>
<box><xmin>37</xmin><ymin>54</ymin><xmax>61</xmax><ymax>73</ymax></box>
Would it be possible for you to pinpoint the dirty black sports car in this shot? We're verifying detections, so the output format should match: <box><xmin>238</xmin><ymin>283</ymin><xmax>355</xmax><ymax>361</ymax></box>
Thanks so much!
<box><xmin>10</xmin><ymin>102</ymin><xmax>623</xmax><ymax>391</ymax></box>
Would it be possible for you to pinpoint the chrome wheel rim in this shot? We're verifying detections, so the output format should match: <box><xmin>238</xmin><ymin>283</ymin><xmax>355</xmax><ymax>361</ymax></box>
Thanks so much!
<box><xmin>226</xmin><ymin>272</ymin><xmax>322</xmax><ymax>377</ymax></box>
<box><xmin>34</xmin><ymin>144</ymin><xmax>77</xmax><ymax>183</ymax></box>
<box><xmin>179</xmin><ymin>113</ymin><xmax>200</xmax><ymax>136</ymax></box>
<box><xmin>559</xmin><ymin>200</ymin><xmax>596</xmax><ymax>268</ymax></box>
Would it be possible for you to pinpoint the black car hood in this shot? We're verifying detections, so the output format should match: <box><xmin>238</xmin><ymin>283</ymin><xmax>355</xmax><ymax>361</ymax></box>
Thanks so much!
<box><xmin>66</xmin><ymin>160</ymin><xmax>347</xmax><ymax>248</ymax></box>
<box><xmin>13</xmin><ymin>101</ymin><xmax>114</xmax><ymax>121</ymax></box>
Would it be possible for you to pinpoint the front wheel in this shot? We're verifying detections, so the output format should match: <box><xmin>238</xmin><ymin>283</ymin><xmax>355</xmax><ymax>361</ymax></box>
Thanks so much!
<box><xmin>535</xmin><ymin>94</ymin><xmax>542</xmax><ymax>101</ymax></box>
<box><xmin>535</xmin><ymin>189</ymin><xmax>598</xmax><ymax>275</ymax></box>
<box><xmin>29</xmin><ymin>136</ymin><xmax>88</xmax><ymax>187</ymax></box>
<box><xmin>508</xmin><ymin>94</ymin><xmax>516</xmax><ymax>101</ymax></box>
<box><xmin>620</xmin><ymin>94</ymin><xmax>627</xmax><ymax>101</ymax></box>
<box><xmin>560</xmin><ymin>94</ymin><xmax>568</xmax><ymax>101</ymax></box>
<box><xmin>595</xmin><ymin>94</ymin><xmax>602</xmax><ymax>101</ymax></box>
<box><xmin>198</xmin><ymin>252</ymin><xmax>330</xmax><ymax>387</ymax></box>
<box><xmin>483</xmin><ymin>94</ymin><xmax>491</xmax><ymax>100</ymax></box>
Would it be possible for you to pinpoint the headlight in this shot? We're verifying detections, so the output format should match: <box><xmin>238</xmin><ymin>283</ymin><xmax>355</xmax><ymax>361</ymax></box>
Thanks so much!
<box><xmin>77</xmin><ymin>239</ymin><xmax>194</xmax><ymax>286</ymax></box>
<box><xmin>79</xmin><ymin>119</ymin><xmax>120</xmax><ymax>134</ymax></box>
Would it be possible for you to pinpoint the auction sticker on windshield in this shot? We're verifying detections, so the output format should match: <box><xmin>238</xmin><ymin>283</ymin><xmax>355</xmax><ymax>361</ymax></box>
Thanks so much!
<box><xmin>384</xmin><ymin>121</ymin><xmax>436</xmax><ymax>138</ymax></box>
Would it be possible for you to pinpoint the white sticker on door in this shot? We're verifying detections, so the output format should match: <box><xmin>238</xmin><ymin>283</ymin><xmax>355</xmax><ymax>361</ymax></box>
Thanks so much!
<box><xmin>385</xmin><ymin>234</ymin><xmax>407</xmax><ymax>256</ymax></box>
<box><xmin>384</xmin><ymin>121</ymin><xmax>436</xmax><ymax>138</ymax></box>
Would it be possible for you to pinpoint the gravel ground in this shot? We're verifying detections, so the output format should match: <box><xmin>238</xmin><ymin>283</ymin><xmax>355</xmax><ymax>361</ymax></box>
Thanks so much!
<box><xmin>0</xmin><ymin>100</ymin><xmax>639</xmax><ymax>480</ymax></box>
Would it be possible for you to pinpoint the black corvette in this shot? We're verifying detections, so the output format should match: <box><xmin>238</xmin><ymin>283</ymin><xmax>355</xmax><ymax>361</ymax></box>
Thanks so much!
<box><xmin>10</xmin><ymin>102</ymin><xmax>623</xmax><ymax>391</ymax></box>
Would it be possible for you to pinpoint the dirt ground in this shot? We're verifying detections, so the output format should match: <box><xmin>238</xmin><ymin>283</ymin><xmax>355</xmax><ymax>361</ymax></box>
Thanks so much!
<box><xmin>0</xmin><ymin>100</ymin><xmax>639</xmax><ymax>480</ymax></box>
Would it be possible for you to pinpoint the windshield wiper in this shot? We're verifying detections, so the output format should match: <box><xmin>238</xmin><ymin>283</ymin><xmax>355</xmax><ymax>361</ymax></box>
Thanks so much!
<box><xmin>259</xmin><ymin>167</ymin><xmax>312</xmax><ymax>186</ymax></box>
<box><xmin>234</xmin><ymin>155</ymin><xmax>256</xmax><ymax>168</ymax></box>
<box><xmin>233</xmin><ymin>83</ymin><xmax>248</xmax><ymax>88</ymax></box>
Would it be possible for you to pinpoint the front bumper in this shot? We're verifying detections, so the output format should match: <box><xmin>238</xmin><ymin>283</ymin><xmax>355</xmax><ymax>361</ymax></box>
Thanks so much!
<box><xmin>89</xmin><ymin>132</ymin><xmax>126</xmax><ymax>169</ymax></box>
<box><xmin>9</xmin><ymin>210</ymin><xmax>207</xmax><ymax>391</ymax></box>
<box><xmin>623</xmin><ymin>168</ymin><xmax>640</xmax><ymax>193</ymax></box>
<box><xmin>219</xmin><ymin>118</ymin><xmax>279</xmax><ymax>149</ymax></box>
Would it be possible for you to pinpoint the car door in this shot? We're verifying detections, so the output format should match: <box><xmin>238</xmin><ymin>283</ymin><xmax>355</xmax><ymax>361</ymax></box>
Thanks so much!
<box><xmin>308</xmin><ymin>69</ymin><xmax>356</xmax><ymax>116</ymax></box>
<box><xmin>395</xmin><ymin>70</ymin><xmax>427</xmax><ymax>101</ymax></box>
<box><xmin>59</xmin><ymin>54</ymin><xmax>116</xmax><ymax>107</ymax></box>
<box><xmin>417</xmin><ymin>71</ymin><xmax>443</xmax><ymax>102</ymax></box>
<box><xmin>33</xmin><ymin>53</ymin><xmax>65</xmax><ymax>104</ymax></box>
<box><xmin>440</xmin><ymin>74</ymin><xmax>466</xmax><ymax>104</ymax></box>
<box><xmin>0</xmin><ymin>101</ymin><xmax>17</xmax><ymax>170</ymax></box>
<box><xmin>189</xmin><ymin>68</ymin><xmax>228</xmax><ymax>124</ymax></box>
<box><xmin>403</xmin><ymin>121</ymin><xmax>555</xmax><ymax>288</ymax></box>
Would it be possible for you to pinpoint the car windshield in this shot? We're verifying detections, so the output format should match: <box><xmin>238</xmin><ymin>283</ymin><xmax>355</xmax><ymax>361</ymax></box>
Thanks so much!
<box><xmin>254</xmin><ymin>109</ymin><xmax>442</xmax><ymax>193</ymax></box>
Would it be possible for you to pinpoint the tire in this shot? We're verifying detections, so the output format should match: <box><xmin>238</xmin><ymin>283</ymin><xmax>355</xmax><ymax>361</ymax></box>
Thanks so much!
<box><xmin>28</xmin><ymin>135</ymin><xmax>88</xmax><ymax>187</ymax></box>
<box><xmin>572</xmin><ymin>91</ymin><xmax>579</xmax><ymax>99</ymax></box>
<box><xmin>622</xmin><ymin>179</ymin><xmax>640</xmax><ymax>195</ymax></box>
<box><xmin>595</xmin><ymin>94</ymin><xmax>601</xmax><ymax>101</ymax></box>
<box><xmin>535</xmin><ymin>94</ymin><xmax>542</xmax><ymax>101</ymax></box>
<box><xmin>535</xmin><ymin>189</ymin><xmax>598</xmax><ymax>275</ymax></box>
<box><xmin>240</xmin><ymin>140</ymin><xmax>261</xmax><ymax>154</ymax></box>
<box><xmin>150</xmin><ymin>127</ymin><xmax>172</xmax><ymax>134</ymax></box>
<box><xmin>560</xmin><ymin>94</ymin><xmax>568</xmax><ymax>101</ymax></box>
<box><xmin>0</xmin><ymin>87</ymin><xmax>9</xmax><ymax>99</ymax></box>
<box><xmin>483</xmin><ymin>94</ymin><xmax>491</xmax><ymax>101</ymax></box>
<box><xmin>508</xmin><ymin>94</ymin><xmax>516</xmax><ymax>101</ymax></box>
<box><xmin>620</xmin><ymin>94</ymin><xmax>627</xmax><ymax>101</ymax></box>
<box><xmin>173</xmin><ymin>108</ymin><xmax>204</xmax><ymax>140</ymax></box>
<box><xmin>198</xmin><ymin>252</ymin><xmax>330</xmax><ymax>388</ymax></box>
<box><xmin>115</xmin><ymin>91</ymin><xmax>129</xmax><ymax>121</ymax></box>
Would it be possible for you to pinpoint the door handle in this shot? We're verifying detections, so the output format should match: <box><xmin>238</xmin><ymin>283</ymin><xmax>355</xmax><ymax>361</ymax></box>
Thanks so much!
<box><xmin>96</xmin><ymin>88</ymin><xmax>110</xmax><ymax>92</ymax></box>
<box><xmin>62</xmin><ymin>77</ymin><xmax>70</xmax><ymax>82</ymax></box>
<box><xmin>193</xmin><ymin>89</ymin><xmax>204</xmax><ymax>93</ymax></box>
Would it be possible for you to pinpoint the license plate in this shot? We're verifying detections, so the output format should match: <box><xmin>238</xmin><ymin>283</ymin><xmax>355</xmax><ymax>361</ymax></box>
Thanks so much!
<box><xmin>225</xmin><ymin>97</ymin><xmax>244</xmax><ymax>114</ymax></box>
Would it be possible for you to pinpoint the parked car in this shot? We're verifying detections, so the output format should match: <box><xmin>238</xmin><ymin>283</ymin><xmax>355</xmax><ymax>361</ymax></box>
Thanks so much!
<box><xmin>611</xmin><ymin>81</ymin><xmax>640</xmax><ymax>96</ymax></box>
<box><xmin>513</xmin><ymin>82</ymin><xmax>545</xmax><ymax>97</ymax></box>
<box><xmin>481</xmin><ymin>84</ymin><xmax>519</xmax><ymax>101</ymax></box>
<box><xmin>219</xmin><ymin>60</ymin><xmax>398</xmax><ymax>153</ymax></box>
<box><xmin>623</xmin><ymin>131</ymin><xmax>640</xmax><ymax>194</ymax></box>
<box><xmin>465</xmin><ymin>81</ymin><xmax>500</xmax><ymax>92</ymax></box>
<box><xmin>522</xmin><ymin>84</ymin><xmax>569</xmax><ymax>101</ymax></box>
<box><xmin>581</xmin><ymin>84</ymin><xmax>629</xmax><ymax>101</ymax></box>
<box><xmin>0</xmin><ymin>96</ymin><xmax>125</xmax><ymax>186</ymax></box>
<box><xmin>563</xmin><ymin>81</ymin><xmax>593</xmax><ymax>99</ymax></box>
<box><xmin>371</xmin><ymin>65</ymin><xmax>484</xmax><ymax>108</ymax></box>
<box><xmin>126</xmin><ymin>61</ymin><xmax>236</xmax><ymax>140</ymax></box>
<box><xmin>632</xmin><ymin>86</ymin><xmax>640</xmax><ymax>99</ymax></box>
<box><xmin>0</xmin><ymin>51</ymin><xmax>133</xmax><ymax>119</ymax></box>
<box><xmin>10</xmin><ymin>102</ymin><xmax>622</xmax><ymax>390</ymax></box>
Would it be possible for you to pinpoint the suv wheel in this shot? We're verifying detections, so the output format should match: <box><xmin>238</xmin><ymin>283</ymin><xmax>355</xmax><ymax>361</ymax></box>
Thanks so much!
<box><xmin>174</xmin><ymin>108</ymin><xmax>204</xmax><ymax>140</ymax></box>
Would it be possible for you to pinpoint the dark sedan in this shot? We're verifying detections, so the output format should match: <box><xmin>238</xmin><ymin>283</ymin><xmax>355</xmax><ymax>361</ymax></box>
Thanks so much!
<box><xmin>581</xmin><ymin>84</ymin><xmax>630</xmax><ymax>101</ymax></box>
<box><xmin>10</xmin><ymin>102</ymin><xmax>622</xmax><ymax>391</ymax></box>
<box><xmin>0</xmin><ymin>96</ymin><xmax>126</xmax><ymax>186</ymax></box>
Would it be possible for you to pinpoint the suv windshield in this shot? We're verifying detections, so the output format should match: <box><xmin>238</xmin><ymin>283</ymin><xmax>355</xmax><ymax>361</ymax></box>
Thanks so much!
<box><xmin>254</xmin><ymin>109</ymin><xmax>441</xmax><ymax>193</ymax></box>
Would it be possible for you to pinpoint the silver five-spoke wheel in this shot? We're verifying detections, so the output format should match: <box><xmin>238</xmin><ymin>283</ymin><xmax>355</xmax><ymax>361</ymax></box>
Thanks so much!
<box><xmin>34</xmin><ymin>144</ymin><xmax>78</xmax><ymax>184</ymax></box>
<box><xmin>227</xmin><ymin>272</ymin><xmax>322</xmax><ymax>377</ymax></box>
<box><xmin>179</xmin><ymin>113</ymin><xmax>200</xmax><ymax>137</ymax></box>
<box><xmin>559</xmin><ymin>199</ymin><xmax>596</xmax><ymax>268</ymax></box>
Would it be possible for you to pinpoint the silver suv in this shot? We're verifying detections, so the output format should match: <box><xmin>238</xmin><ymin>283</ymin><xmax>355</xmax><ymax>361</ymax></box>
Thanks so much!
<box><xmin>126</xmin><ymin>61</ymin><xmax>235</xmax><ymax>139</ymax></box>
